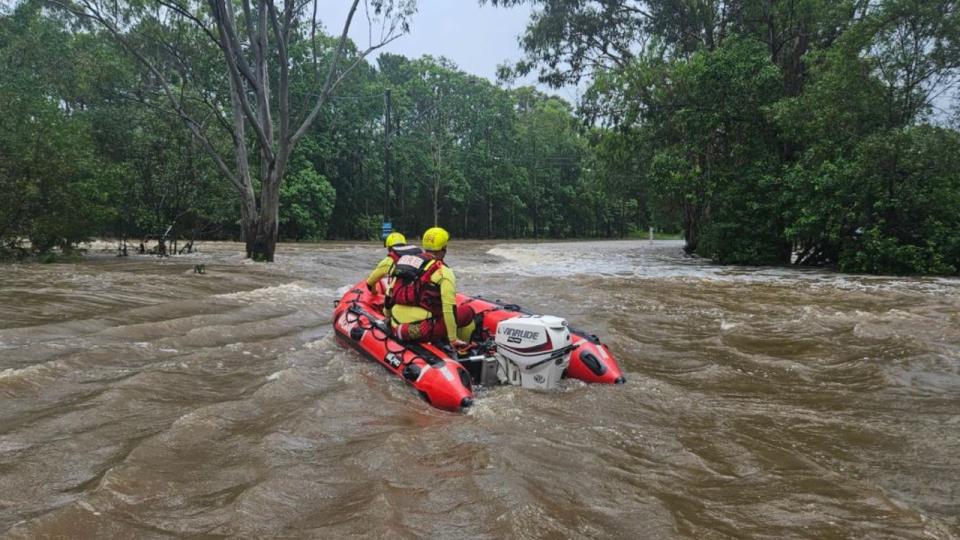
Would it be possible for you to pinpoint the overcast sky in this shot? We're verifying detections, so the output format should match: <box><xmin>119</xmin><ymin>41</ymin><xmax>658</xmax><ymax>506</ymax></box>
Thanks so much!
<box><xmin>327</xmin><ymin>1</ymin><xmax>528</xmax><ymax>78</ymax></box>
<box><xmin>0</xmin><ymin>0</ymin><xmax>536</xmax><ymax>88</ymax></box>
<box><xmin>324</xmin><ymin>1</ymin><xmax>580</xmax><ymax>101</ymax></box>
<box><xmin>0</xmin><ymin>0</ymin><xmax>577</xmax><ymax>99</ymax></box>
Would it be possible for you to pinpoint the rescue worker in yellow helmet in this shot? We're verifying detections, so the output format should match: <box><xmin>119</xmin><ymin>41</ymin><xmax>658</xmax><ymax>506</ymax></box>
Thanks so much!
<box><xmin>389</xmin><ymin>227</ymin><xmax>475</xmax><ymax>349</ymax></box>
<box><xmin>365</xmin><ymin>232</ymin><xmax>413</xmax><ymax>292</ymax></box>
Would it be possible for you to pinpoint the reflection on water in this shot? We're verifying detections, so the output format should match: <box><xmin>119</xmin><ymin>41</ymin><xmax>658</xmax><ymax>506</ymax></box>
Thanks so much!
<box><xmin>1</xmin><ymin>240</ymin><xmax>958</xmax><ymax>538</ymax></box>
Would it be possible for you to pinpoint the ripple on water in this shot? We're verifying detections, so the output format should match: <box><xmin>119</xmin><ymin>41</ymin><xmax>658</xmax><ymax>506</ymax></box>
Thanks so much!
<box><xmin>1</xmin><ymin>240</ymin><xmax>959</xmax><ymax>538</ymax></box>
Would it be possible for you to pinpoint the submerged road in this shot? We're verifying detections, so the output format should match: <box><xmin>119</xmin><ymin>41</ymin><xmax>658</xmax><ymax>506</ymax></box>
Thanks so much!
<box><xmin>1</xmin><ymin>240</ymin><xmax>959</xmax><ymax>538</ymax></box>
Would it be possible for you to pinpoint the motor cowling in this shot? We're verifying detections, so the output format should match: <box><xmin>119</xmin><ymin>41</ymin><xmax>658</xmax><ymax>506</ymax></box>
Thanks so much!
<box><xmin>494</xmin><ymin>315</ymin><xmax>572</xmax><ymax>390</ymax></box>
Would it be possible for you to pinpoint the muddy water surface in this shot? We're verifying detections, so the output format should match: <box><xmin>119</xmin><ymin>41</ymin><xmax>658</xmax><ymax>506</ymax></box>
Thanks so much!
<box><xmin>1</xmin><ymin>240</ymin><xmax>959</xmax><ymax>538</ymax></box>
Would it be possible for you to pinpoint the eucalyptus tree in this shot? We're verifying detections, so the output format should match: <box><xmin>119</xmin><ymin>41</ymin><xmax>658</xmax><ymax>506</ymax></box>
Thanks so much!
<box><xmin>55</xmin><ymin>0</ymin><xmax>416</xmax><ymax>260</ymax></box>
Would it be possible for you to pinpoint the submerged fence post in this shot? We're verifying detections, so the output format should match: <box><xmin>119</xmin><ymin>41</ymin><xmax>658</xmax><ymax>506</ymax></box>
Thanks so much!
<box><xmin>649</xmin><ymin>227</ymin><xmax>654</xmax><ymax>245</ymax></box>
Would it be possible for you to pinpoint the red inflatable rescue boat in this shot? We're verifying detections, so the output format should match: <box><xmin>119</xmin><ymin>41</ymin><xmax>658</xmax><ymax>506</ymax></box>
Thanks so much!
<box><xmin>333</xmin><ymin>280</ymin><xmax>625</xmax><ymax>412</ymax></box>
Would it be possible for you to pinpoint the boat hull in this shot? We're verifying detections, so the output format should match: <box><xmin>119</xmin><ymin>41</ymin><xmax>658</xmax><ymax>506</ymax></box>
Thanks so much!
<box><xmin>332</xmin><ymin>281</ymin><xmax>626</xmax><ymax>412</ymax></box>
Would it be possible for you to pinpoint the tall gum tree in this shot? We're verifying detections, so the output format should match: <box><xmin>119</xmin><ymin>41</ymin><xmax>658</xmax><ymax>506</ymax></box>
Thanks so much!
<box><xmin>55</xmin><ymin>0</ymin><xmax>415</xmax><ymax>261</ymax></box>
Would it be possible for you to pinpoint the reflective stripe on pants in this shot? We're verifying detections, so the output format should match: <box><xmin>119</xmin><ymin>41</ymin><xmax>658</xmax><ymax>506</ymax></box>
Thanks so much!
<box><xmin>393</xmin><ymin>305</ymin><xmax>475</xmax><ymax>342</ymax></box>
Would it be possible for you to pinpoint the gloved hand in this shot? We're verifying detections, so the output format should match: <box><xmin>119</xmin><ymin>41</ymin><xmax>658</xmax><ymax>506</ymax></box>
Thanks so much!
<box><xmin>450</xmin><ymin>339</ymin><xmax>470</xmax><ymax>353</ymax></box>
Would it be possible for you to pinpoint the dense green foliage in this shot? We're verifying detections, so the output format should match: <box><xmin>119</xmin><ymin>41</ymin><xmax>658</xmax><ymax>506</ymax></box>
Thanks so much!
<box><xmin>1</xmin><ymin>1</ymin><xmax>643</xmax><ymax>262</ymax></box>
<box><xmin>3</xmin><ymin>0</ymin><xmax>960</xmax><ymax>275</ymax></box>
<box><xmin>1</xmin><ymin>4</ymin><xmax>99</xmax><ymax>256</ymax></box>
<box><xmin>493</xmin><ymin>0</ymin><xmax>960</xmax><ymax>275</ymax></box>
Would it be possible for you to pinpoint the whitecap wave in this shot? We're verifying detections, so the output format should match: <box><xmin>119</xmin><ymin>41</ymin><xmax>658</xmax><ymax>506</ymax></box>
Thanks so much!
<box><xmin>474</xmin><ymin>240</ymin><xmax>960</xmax><ymax>296</ymax></box>
<box><xmin>0</xmin><ymin>361</ymin><xmax>55</xmax><ymax>381</ymax></box>
<box><xmin>216</xmin><ymin>282</ymin><xmax>334</xmax><ymax>303</ymax></box>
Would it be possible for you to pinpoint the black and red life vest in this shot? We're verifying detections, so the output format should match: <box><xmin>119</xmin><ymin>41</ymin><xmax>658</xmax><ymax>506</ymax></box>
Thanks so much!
<box><xmin>387</xmin><ymin>248</ymin><xmax>443</xmax><ymax>315</ymax></box>
<box><xmin>387</xmin><ymin>244</ymin><xmax>423</xmax><ymax>263</ymax></box>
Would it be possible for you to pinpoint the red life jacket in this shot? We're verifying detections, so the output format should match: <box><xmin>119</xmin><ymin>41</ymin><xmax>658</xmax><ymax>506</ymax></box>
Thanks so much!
<box><xmin>389</xmin><ymin>250</ymin><xmax>443</xmax><ymax>315</ymax></box>
<box><xmin>384</xmin><ymin>244</ymin><xmax>424</xmax><ymax>292</ymax></box>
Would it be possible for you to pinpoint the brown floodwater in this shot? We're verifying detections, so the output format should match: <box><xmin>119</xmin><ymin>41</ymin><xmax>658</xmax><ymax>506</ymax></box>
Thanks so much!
<box><xmin>1</xmin><ymin>240</ymin><xmax>958</xmax><ymax>538</ymax></box>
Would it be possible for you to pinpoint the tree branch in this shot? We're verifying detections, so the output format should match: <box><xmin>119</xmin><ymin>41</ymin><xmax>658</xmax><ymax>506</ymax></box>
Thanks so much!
<box><xmin>208</xmin><ymin>0</ymin><xmax>274</xmax><ymax>160</ymax></box>
<box><xmin>292</xmin><ymin>25</ymin><xmax>404</xmax><ymax>146</ymax></box>
<box><xmin>291</xmin><ymin>0</ymin><xmax>362</xmax><ymax>145</ymax></box>
<box><xmin>55</xmin><ymin>0</ymin><xmax>244</xmax><ymax>191</ymax></box>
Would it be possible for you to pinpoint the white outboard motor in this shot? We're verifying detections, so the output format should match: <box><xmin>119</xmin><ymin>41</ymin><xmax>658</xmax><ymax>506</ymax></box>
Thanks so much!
<box><xmin>494</xmin><ymin>315</ymin><xmax>572</xmax><ymax>389</ymax></box>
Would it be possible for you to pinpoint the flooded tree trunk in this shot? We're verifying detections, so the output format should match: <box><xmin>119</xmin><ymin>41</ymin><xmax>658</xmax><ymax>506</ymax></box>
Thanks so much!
<box><xmin>252</xmin><ymin>172</ymin><xmax>281</xmax><ymax>262</ymax></box>
<box><xmin>236</xmin><ymin>183</ymin><xmax>258</xmax><ymax>259</ymax></box>
<box><xmin>682</xmin><ymin>200</ymin><xmax>703</xmax><ymax>254</ymax></box>
<box><xmin>619</xmin><ymin>199</ymin><xmax>626</xmax><ymax>238</ymax></box>
<box><xmin>488</xmin><ymin>199</ymin><xmax>494</xmax><ymax>238</ymax></box>
<box><xmin>251</xmin><ymin>218</ymin><xmax>277</xmax><ymax>262</ymax></box>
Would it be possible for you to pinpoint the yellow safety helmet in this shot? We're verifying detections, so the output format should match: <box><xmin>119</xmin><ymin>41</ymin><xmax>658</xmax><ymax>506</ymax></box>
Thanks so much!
<box><xmin>384</xmin><ymin>232</ymin><xmax>406</xmax><ymax>248</ymax></box>
<box><xmin>422</xmin><ymin>227</ymin><xmax>450</xmax><ymax>251</ymax></box>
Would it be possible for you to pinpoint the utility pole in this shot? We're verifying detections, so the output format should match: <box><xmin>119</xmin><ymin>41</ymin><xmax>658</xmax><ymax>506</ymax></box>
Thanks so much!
<box><xmin>384</xmin><ymin>89</ymin><xmax>392</xmax><ymax>225</ymax></box>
